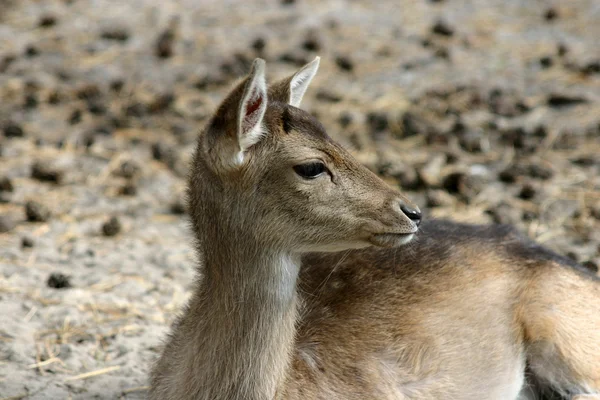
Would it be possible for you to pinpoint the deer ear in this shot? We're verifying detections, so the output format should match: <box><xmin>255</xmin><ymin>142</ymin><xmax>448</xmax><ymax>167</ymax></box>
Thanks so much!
<box><xmin>205</xmin><ymin>58</ymin><xmax>268</xmax><ymax>168</ymax></box>
<box><xmin>268</xmin><ymin>57</ymin><xmax>320</xmax><ymax>107</ymax></box>
<box><xmin>237</xmin><ymin>58</ymin><xmax>268</xmax><ymax>152</ymax></box>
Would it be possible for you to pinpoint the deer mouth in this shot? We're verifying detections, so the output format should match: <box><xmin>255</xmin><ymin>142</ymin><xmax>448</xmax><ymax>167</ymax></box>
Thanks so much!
<box><xmin>369</xmin><ymin>232</ymin><xmax>416</xmax><ymax>248</ymax></box>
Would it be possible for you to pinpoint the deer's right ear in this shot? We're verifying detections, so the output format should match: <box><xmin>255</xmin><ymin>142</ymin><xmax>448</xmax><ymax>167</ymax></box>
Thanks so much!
<box><xmin>268</xmin><ymin>57</ymin><xmax>320</xmax><ymax>107</ymax></box>
<box><xmin>205</xmin><ymin>59</ymin><xmax>268</xmax><ymax>169</ymax></box>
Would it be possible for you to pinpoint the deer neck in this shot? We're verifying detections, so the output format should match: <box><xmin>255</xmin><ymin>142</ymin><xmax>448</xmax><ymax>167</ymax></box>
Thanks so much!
<box><xmin>191</xmin><ymin>227</ymin><xmax>301</xmax><ymax>399</ymax></box>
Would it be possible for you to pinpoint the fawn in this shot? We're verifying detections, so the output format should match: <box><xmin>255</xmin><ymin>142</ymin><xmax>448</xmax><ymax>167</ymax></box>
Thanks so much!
<box><xmin>150</xmin><ymin>58</ymin><xmax>600</xmax><ymax>400</ymax></box>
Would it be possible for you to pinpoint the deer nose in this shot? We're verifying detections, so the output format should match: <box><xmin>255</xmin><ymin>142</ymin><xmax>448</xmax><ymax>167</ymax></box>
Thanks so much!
<box><xmin>400</xmin><ymin>203</ymin><xmax>422</xmax><ymax>227</ymax></box>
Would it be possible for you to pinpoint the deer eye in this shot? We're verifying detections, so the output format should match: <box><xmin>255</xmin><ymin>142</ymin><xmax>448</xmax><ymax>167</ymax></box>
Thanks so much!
<box><xmin>293</xmin><ymin>162</ymin><xmax>328</xmax><ymax>179</ymax></box>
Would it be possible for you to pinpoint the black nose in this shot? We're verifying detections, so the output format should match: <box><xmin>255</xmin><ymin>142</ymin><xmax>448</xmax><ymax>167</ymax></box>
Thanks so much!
<box><xmin>400</xmin><ymin>204</ymin><xmax>422</xmax><ymax>226</ymax></box>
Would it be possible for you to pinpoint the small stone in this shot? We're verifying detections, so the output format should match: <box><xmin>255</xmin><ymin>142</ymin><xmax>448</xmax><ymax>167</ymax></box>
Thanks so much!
<box><xmin>251</xmin><ymin>37</ymin><xmax>266</xmax><ymax>52</ymax></box>
<box><xmin>590</xmin><ymin>204</ymin><xmax>600</xmax><ymax>220</ymax></box>
<box><xmin>155</xmin><ymin>19</ymin><xmax>179</xmax><ymax>59</ymax></box>
<box><xmin>571</xmin><ymin>155</ymin><xmax>597</xmax><ymax>167</ymax></box>
<box><xmin>148</xmin><ymin>93</ymin><xmax>175</xmax><ymax>113</ymax></box>
<box><xmin>400</xmin><ymin>111</ymin><xmax>430</xmax><ymax>137</ymax></box>
<box><xmin>366</xmin><ymin>112</ymin><xmax>389</xmax><ymax>136</ymax></box>
<box><xmin>151</xmin><ymin>142</ymin><xmax>177</xmax><ymax>166</ymax></box>
<box><xmin>0</xmin><ymin>177</ymin><xmax>14</xmax><ymax>192</ymax></box>
<box><xmin>124</xmin><ymin>102</ymin><xmax>147</xmax><ymax>118</ymax></box>
<box><xmin>170</xmin><ymin>198</ymin><xmax>186</xmax><ymax>215</ymax></box>
<box><xmin>582</xmin><ymin>260</ymin><xmax>599</xmax><ymax>273</ymax></box>
<box><xmin>486</xmin><ymin>203</ymin><xmax>522</xmax><ymax>225</ymax></box>
<box><xmin>544</xmin><ymin>7</ymin><xmax>559</xmax><ymax>21</ymax></box>
<box><xmin>3</xmin><ymin>121</ymin><xmax>24</xmax><ymax>138</ymax></box>
<box><xmin>47</xmin><ymin>90</ymin><xmax>62</xmax><ymax>105</ymax></box>
<box><xmin>540</xmin><ymin>56</ymin><xmax>554</xmax><ymax>68</ymax></box>
<box><xmin>110</xmin><ymin>79</ymin><xmax>125</xmax><ymax>92</ymax></box>
<box><xmin>114</xmin><ymin>160</ymin><xmax>140</xmax><ymax>179</ymax></box>
<box><xmin>119</xmin><ymin>183</ymin><xmax>137</xmax><ymax>196</ymax></box>
<box><xmin>47</xmin><ymin>273</ymin><xmax>71</xmax><ymax>289</ymax></box>
<box><xmin>68</xmin><ymin>109</ymin><xmax>82</xmax><ymax>125</ymax></box>
<box><xmin>31</xmin><ymin>161</ymin><xmax>63</xmax><ymax>184</ymax></box>
<box><xmin>431</xmin><ymin>19</ymin><xmax>454</xmax><ymax>36</ymax></box>
<box><xmin>315</xmin><ymin>90</ymin><xmax>342</xmax><ymax>103</ymax></box>
<box><xmin>0</xmin><ymin>215</ymin><xmax>16</xmax><ymax>233</ymax></box>
<box><xmin>527</xmin><ymin>163</ymin><xmax>553</xmax><ymax>180</ymax></box>
<box><xmin>557</xmin><ymin>42</ymin><xmax>569</xmax><ymax>57</ymax></box>
<box><xmin>566</xmin><ymin>251</ymin><xmax>579</xmax><ymax>263</ymax></box>
<box><xmin>25</xmin><ymin>201</ymin><xmax>51</xmax><ymax>222</ymax></box>
<box><xmin>394</xmin><ymin>166</ymin><xmax>421</xmax><ymax>191</ymax></box>
<box><xmin>21</xmin><ymin>236</ymin><xmax>35</xmax><ymax>248</ymax></box>
<box><xmin>426</xmin><ymin>189</ymin><xmax>455</xmax><ymax>208</ymax></box>
<box><xmin>278</xmin><ymin>52</ymin><xmax>309</xmax><ymax>67</ymax></box>
<box><xmin>442</xmin><ymin>172</ymin><xmax>485</xmax><ymax>202</ymax></box>
<box><xmin>24</xmin><ymin>93</ymin><xmax>39</xmax><ymax>109</ymax></box>
<box><xmin>100</xmin><ymin>26</ymin><xmax>130</xmax><ymax>42</ymax></box>
<box><xmin>102</xmin><ymin>216</ymin><xmax>121</xmax><ymax>237</ymax></box>
<box><xmin>335</xmin><ymin>55</ymin><xmax>354</xmax><ymax>72</ymax></box>
<box><xmin>580</xmin><ymin>60</ymin><xmax>600</xmax><ymax>75</ymax></box>
<box><xmin>518</xmin><ymin>183</ymin><xmax>537</xmax><ymax>200</ymax></box>
<box><xmin>302</xmin><ymin>31</ymin><xmax>322</xmax><ymax>51</ymax></box>
<box><xmin>87</xmin><ymin>100</ymin><xmax>107</xmax><ymax>115</ymax></box>
<box><xmin>499</xmin><ymin>165</ymin><xmax>522</xmax><ymax>183</ymax></box>
<box><xmin>547</xmin><ymin>93</ymin><xmax>588</xmax><ymax>107</ymax></box>
<box><xmin>76</xmin><ymin>84</ymin><xmax>101</xmax><ymax>100</ymax></box>
<box><xmin>25</xmin><ymin>45</ymin><xmax>39</xmax><ymax>57</ymax></box>
<box><xmin>39</xmin><ymin>15</ymin><xmax>57</xmax><ymax>28</ymax></box>
<box><xmin>337</xmin><ymin>112</ymin><xmax>353</xmax><ymax>128</ymax></box>
<box><xmin>418</xmin><ymin>154</ymin><xmax>446</xmax><ymax>188</ymax></box>
<box><xmin>459</xmin><ymin>130</ymin><xmax>489</xmax><ymax>153</ymax></box>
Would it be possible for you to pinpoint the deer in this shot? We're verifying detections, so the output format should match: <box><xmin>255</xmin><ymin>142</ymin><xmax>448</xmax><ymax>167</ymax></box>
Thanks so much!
<box><xmin>149</xmin><ymin>57</ymin><xmax>600</xmax><ymax>400</ymax></box>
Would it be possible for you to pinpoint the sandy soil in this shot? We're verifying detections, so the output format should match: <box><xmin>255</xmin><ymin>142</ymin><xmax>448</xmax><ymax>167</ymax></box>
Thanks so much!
<box><xmin>0</xmin><ymin>0</ymin><xmax>599</xmax><ymax>398</ymax></box>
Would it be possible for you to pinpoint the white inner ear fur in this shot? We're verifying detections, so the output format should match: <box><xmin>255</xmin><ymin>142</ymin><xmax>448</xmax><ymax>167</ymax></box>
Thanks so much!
<box><xmin>236</xmin><ymin>59</ymin><xmax>268</xmax><ymax>165</ymax></box>
<box><xmin>289</xmin><ymin>56</ymin><xmax>320</xmax><ymax>107</ymax></box>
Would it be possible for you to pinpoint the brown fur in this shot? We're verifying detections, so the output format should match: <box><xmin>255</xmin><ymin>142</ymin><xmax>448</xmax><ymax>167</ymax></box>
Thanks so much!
<box><xmin>150</xmin><ymin>59</ymin><xmax>600</xmax><ymax>400</ymax></box>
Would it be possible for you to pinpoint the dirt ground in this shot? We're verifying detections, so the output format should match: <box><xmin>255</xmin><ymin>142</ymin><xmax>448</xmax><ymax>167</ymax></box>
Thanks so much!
<box><xmin>0</xmin><ymin>0</ymin><xmax>599</xmax><ymax>398</ymax></box>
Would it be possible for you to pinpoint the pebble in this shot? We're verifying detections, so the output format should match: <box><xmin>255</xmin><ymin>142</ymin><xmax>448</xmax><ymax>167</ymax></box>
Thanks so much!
<box><xmin>486</xmin><ymin>203</ymin><xmax>522</xmax><ymax>225</ymax></box>
<box><xmin>114</xmin><ymin>160</ymin><xmax>140</xmax><ymax>179</ymax></box>
<box><xmin>418</xmin><ymin>154</ymin><xmax>446</xmax><ymax>188</ymax></box>
<box><xmin>335</xmin><ymin>55</ymin><xmax>354</xmax><ymax>72</ymax></box>
<box><xmin>426</xmin><ymin>189</ymin><xmax>455</xmax><ymax>208</ymax></box>
<box><xmin>518</xmin><ymin>182</ymin><xmax>537</xmax><ymax>200</ymax></box>
<box><xmin>170</xmin><ymin>198</ymin><xmax>186</xmax><ymax>215</ymax></box>
<box><xmin>38</xmin><ymin>15</ymin><xmax>57</xmax><ymax>28</ymax></box>
<box><xmin>47</xmin><ymin>273</ymin><xmax>71</xmax><ymax>289</ymax></box>
<box><xmin>302</xmin><ymin>31</ymin><xmax>322</xmax><ymax>51</ymax></box>
<box><xmin>544</xmin><ymin>7</ymin><xmax>559</xmax><ymax>21</ymax></box>
<box><xmin>3</xmin><ymin>121</ymin><xmax>25</xmax><ymax>138</ymax></box>
<box><xmin>582</xmin><ymin>260</ymin><xmax>599</xmax><ymax>273</ymax></box>
<box><xmin>25</xmin><ymin>201</ymin><xmax>51</xmax><ymax>222</ymax></box>
<box><xmin>251</xmin><ymin>37</ymin><xmax>266</xmax><ymax>53</ymax></box>
<box><xmin>547</xmin><ymin>92</ymin><xmax>588</xmax><ymax>107</ymax></box>
<box><xmin>366</xmin><ymin>112</ymin><xmax>389</xmax><ymax>137</ymax></box>
<box><xmin>102</xmin><ymin>216</ymin><xmax>121</xmax><ymax>237</ymax></box>
<box><xmin>31</xmin><ymin>161</ymin><xmax>64</xmax><ymax>183</ymax></box>
<box><xmin>119</xmin><ymin>183</ymin><xmax>137</xmax><ymax>196</ymax></box>
<box><xmin>0</xmin><ymin>215</ymin><xmax>16</xmax><ymax>233</ymax></box>
<box><xmin>431</xmin><ymin>19</ymin><xmax>455</xmax><ymax>36</ymax></box>
<box><xmin>0</xmin><ymin>177</ymin><xmax>14</xmax><ymax>192</ymax></box>
<box><xmin>21</xmin><ymin>236</ymin><xmax>35</xmax><ymax>248</ymax></box>
<box><xmin>100</xmin><ymin>26</ymin><xmax>130</xmax><ymax>42</ymax></box>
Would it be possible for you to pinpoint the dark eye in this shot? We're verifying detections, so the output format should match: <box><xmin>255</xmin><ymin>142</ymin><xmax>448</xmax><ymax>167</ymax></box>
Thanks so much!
<box><xmin>293</xmin><ymin>162</ymin><xmax>327</xmax><ymax>179</ymax></box>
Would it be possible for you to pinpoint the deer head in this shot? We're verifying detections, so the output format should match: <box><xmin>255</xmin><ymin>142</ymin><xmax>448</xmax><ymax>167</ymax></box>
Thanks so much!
<box><xmin>189</xmin><ymin>58</ymin><xmax>421</xmax><ymax>253</ymax></box>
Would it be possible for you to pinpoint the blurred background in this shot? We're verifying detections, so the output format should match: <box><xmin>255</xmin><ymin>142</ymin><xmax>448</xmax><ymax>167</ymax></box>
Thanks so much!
<box><xmin>1</xmin><ymin>0</ymin><xmax>599</xmax><ymax>398</ymax></box>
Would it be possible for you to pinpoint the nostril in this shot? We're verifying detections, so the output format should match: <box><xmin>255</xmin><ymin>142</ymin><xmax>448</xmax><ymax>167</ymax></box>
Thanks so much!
<box><xmin>400</xmin><ymin>204</ymin><xmax>422</xmax><ymax>226</ymax></box>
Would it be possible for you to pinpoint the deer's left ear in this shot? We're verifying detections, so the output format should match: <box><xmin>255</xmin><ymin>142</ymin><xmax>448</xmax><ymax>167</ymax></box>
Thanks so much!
<box><xmin>237</xmin><ymin>58</ymin><xmax>268</xmax><ymax>153</ymax></box>
<box><xmin>268</xmin><ymin>57</ymin><xmax>320</xmax><ymax>107</ymax></box>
